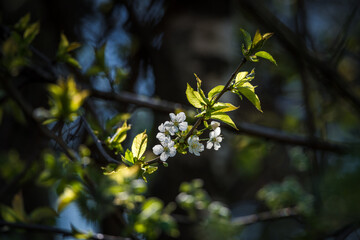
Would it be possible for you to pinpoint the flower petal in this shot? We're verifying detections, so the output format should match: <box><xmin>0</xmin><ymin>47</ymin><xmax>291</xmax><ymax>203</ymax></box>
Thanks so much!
<box><xmin>169</xmin><ymin>113</ymin><xmax>176</xmax><ymax>122</ymax></box>
<box><xmin>179</xmin><ymin>122</ymin><xmax>188</xmax><ymax>131</ymax></box>
<box><xmin>152</xmin><ymin>145</ymin><xmax>164</xmax><ymax>155</ymax></box>
<box><xmin>207</xmin><ymin>141</ymin><xmax>213</xmax><ymax>149</ymax></box>
<box><xmin>160</xmin><ymin>152</ymin><xmax>169</xmax><ymax>161</ymax></box>
<box><xmin>214</xmin><ymin>127</ymin><xmax>221</xmax><ymax>137</ymax></box>
<box><xmin>177</xmin><ymin>112</ymin><xmax>186</xmax><ymax>122</ymax></box>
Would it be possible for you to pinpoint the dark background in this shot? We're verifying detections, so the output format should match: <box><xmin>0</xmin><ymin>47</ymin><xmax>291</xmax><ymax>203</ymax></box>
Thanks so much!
<box><xmin>1</xmin><ymin>0</ymin><xmax>360</xmax><ymax>239</ymax></box>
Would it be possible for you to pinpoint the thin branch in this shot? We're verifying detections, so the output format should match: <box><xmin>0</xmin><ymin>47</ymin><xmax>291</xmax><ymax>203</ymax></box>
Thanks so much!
<box><xmin>0</xmin><ymin>76</ymin><xmax>76</xmax><ymax>161</ymax></box>
<box><xmin>0</xmin><ymin>220</ymin><xmax>130</xmax><ymax>240</ymax></box>
<box><xmin>81</xmin><ymin>116</ymin><xmax>122</xmax><ymax>165</ymax></box>
<box><xmin>90</xmin><ymin>89</ymin><xmax>346</xmax><ymax>153</ymax></box>
<box><xmin>232</xmin><ymin>207</ymin><xmax>298</xmax><ymax>226</ymax></box>
<box><xmin>238</xmin><ymin>0</ymin><xmax>360</xmax><ymax>116</ymax></box>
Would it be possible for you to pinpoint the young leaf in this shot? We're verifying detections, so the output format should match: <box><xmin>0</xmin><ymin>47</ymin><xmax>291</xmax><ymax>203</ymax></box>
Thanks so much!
<box><xmin>235</xmin><ymin>71</ymin><xmax>248</xmax><ymax>84</ymax></box>
<box><xmin>131</xmin><ymin>130</ymin><xmax>148</xmax><ymax>160</ymax></box>
<box><xmin>240</xmin><ymin>29</ymin><xmax>252</xmax><ymax>51</ymax></box>
<box><xmin>211</xmin><ymin>102</ymin><xmax>239</xmax><ymax>113</ymax></box>
<box><xmin>23</xmin><ymin>22</ymin><xmax>40</xmax><ymax>44</ymax></box>
<box><xmin>186</xmin><ymin>84</ymin><xmax>203</xmax><ymax>108</ymax></box>
<box><xmin>193</xmin><ymin>91</ymin><xmax>207</xmax><ymax>106</ymax></box>
<box><xmin>122</xmin><ymin>149</ymin><xmax>134</xmax><ymax>166</ymax></box>
<box><xmin>252</xmin><ymin>30</ymin><xmax>262</xmax><ymax>49</ymax></box>
<box><xmin>236</xmin><ymin>82</ymin><xmax>262</xmax><ymax>112</ymax></box>
<box><xmin>208</xmin><ymin>85</ymin><xmax>224</xmax><ymax>100</ymax></box>
<box><xmin>210</xmin><ymin>112</ymin><xmax>238</xmax><ymax>130</ymax></box>
<box><xmin>14</xmin><ymin>13</ymin><xmax>31</xmax><ymax>32</ymax></box>
<box><xmin>255</xmin><ymin>51</ymin><xmax>277</xmax><ymax>65</ymax></box>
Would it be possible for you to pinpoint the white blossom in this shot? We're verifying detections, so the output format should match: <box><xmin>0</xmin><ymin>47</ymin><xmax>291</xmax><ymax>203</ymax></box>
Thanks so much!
<box><xmin>206</xmin><ymin>127</ymin><xmax>222</xmax><ymax>150</ymax></box>
<box><xmin>210</xmin><ymin>121</ymin><xmax>220</xmax><ymax>130</ymax></box>
<box><xmin>156</xmin><ymin>121</ymin><xmax>174</xmax><ymax>141</ymax></box>
<box><xmin>169</xmin><ymin>112</ymin><xmax>188</xmax><ymax>133</ymax></box>
<box><xmin>152</xmin><ymin>138</ymin><xmax>176</xmax><ymax>161</ymax></box>
<box><xmin>187</xmin><ymin>135</ymin><xmax>204</xmax><ymax>156</ymax></box>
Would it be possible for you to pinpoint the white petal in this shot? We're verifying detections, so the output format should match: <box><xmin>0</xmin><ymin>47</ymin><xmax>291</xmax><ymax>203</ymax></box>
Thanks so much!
<box><xmin>167</xmin><ymin>140</ymin><xmax>175</xmax><ymax>148</ymax></box>
<box><xmin>210</xmin><ymin>121</ymin><xmax>220</xmax><ymax>130</ymax></box>
<box><xmin>177</xmin><ymin>112</ymin><xmax>186</xmax><ymax>122</ymax></box>
<box><xmin>160</xmin><ymin>152</ymin><xmax>169</xmax><ymax>161</ymax></box>
<box><xmin>207</xmin><ymin>141</ymin><xmax>213</xmax><ymax>149</ymax></box>
<box><xmin>153</xmin><ymin>145</ymin><xmax>164</xmax><ymax>155</ymax></box>
<box><xmin>193</xmin><ymin>150</ymin><xmax>200</xmax><ymax>156</ymax></box>
<box><xmin>156</xmin><ymin>132</ymin><xmax>166</xmax><ymax>141</ymax></box>
<box><xmin>199</xmin><ymin>144</ymin><xmax>204</xmax><ymax>152</ymax></box>
<box><xmin>209</xmin><ymin>131</ymin><xmax>215</xmax><ymax>139</ymax></box>
<box><xmin>169</xmin><ymin>113</ymin><xmax>176</xmax><ymax>122</ymax></box>
<box><xmin>179</xmin><ymin>122</ymin><xmax>188</xmax><ymax>131</ymax></box>
<box><xmin>158</xmin><ymin>123</ymin><xmax>165</xmax><ymax>132</ymax></box>
<box><xmin>216</xmin><ymin>136</ymin><xmax>223</xmax><ymax>143</ymax></box>
<box><xmin>214</xmin><ymin>127</ymin><xmax>221</xmax><ymax>137</ymax></box>
<box><xmin>214</xmin><ymin>142</ymin><xmax>221</xmax><ymax>150</ymax></box>
<box><xmin>169</xmin><ymin>147</ymin><xmax>176</xmax><ymax>157</ymax></box>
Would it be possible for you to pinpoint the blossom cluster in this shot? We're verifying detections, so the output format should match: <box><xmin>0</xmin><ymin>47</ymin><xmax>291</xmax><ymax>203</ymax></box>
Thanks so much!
<box><xmin>152</xmin><ymin>112</ymin><xmax>188</xmax><ymax>161</ymax></box>
<box><xmin>152</xmin><ymin>112</ymin><xmax>223</xmax><ymax>161</ymax></box>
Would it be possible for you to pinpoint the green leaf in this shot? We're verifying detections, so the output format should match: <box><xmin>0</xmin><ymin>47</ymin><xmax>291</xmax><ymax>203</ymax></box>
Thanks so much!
<box><xmin>131</xmin><ymin>130</ymin><xmax>148</xmax><ymax>160</ymax></box>
<box><xmin>255</xmin><ymin>51</ymin><xmax>277</xmax><ymax>65</ymax></box>
<box><xmin>141</xmin><ymin>165</ymin><xmax>158</xmax><ymax>182</ymax></box>
<box><xmin>15</xmin><ymin>13</ymin><xmax>31</xmax><ymax>31</ymax></box>
<box><xmin>236</xmin><ymin>82</ymin><xmax>262</xmax><ymax>112</ymax></box>
<box><xmin>186</xmin><ymin>83</ymin><xmax>203</xmax><ymax>108</ymax></box>
<box><xmin>0</xmin><ymin>204</ymin><xmax>19</xmax><ymax>222</ymax></box>
<box><xmin>29</xmin><ymin>207</ymin><xmax>58</xmax><ymax>223</ymax></box>
<box><xmin>240</xmin><ymin>29</ymin><xmax>252</xmax><ymax>51</ymax></box>
<box><xmin>57</xmin><ymin>187</ymin><xmax>78</xmax><ymax>213</ymax></box>
<box><xmin>67</xmin><ymin>42</ymin><xmax>81</xmax><ymax>52</ymax></box>
<box><xmin>12</xmin><ymin>192</ymin><xmax>26</xmax><ymax>221</ymax></box>
<box><xmin>58</xmin><ymin>33</ymin><xmax>69</xmax><ymax>55</ymax></box>
<box><xmin>23</xmin><ymin>22</ymin><xmax>40</xmax><ymax>44</ymax></box>
<box><xmin>208</xmin><ymin>85</ymin><xmax>224</xmax><ymax>100</ymax></box>
<box><xmin>210</xmin><ymin>112</ymin><xmax>238</xmax><ymax>130</ymax></box>
<box><xmin>122</xmin><ymin>149</ymin><xmax>134</xmax><ymax>166</ymax></box>
<box><xmin>193</xmin><ymin>91</ymin><xmax>206</xmax><ymax>106</ymax></box>
<box><xmin>211</xmin><ymin>102</ymin><xmax>239</xmax><ymax>113</ymax></box>
<box><xmin>252</xmin><ymin>29</ymin><xmax>262</xmax><ymax>48</ymax></box>
<box><xmin>235</xmin><ymin>71</ymin><xmax>248</xmax><ymax>84</ymax></box>
<box><xmin>66</xmin><ymin>57</ymin><xmax>82</xmax><ymax>69</ymax></box>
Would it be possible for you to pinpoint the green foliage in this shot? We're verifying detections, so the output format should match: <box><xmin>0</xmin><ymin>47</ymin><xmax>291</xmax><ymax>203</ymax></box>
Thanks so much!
<box><xmin>106</xmin><ymin>121</ymin><xmax>131</xmax><ymax>155</ymax></box>
<box><xmin>43</xmin><ymin>76</ymin><xmax>89</xmax><ymax>123</ymax></box>
<box><xmin>240</xmin><ymin>28</ymin><xmax>276</xmax><ymax>65</ymax></box>
<box><xmin>257</xmin><ymin>176</ymin><xmax>314</xmax><ymax>215</ymax></box>
<box><xmin>231</xmin><ymin>69</ymin><xmax>262</xmax><ymax>112</ymax></box>
<box><xmin>1</xmin><ymin>13</ymin><xmax>39</xmax><ymax>76</ymax></box>
<box><xmin>131</xmin><ymin>130</ymin><xmax>148</xmax><ymax>161</ymax></box>
<box><xmin>134</xmin><ymin>198</ymin><xmax>179</xmax><ymax>239</ymax></box>
<box><xmin>56</xmin><ymin>33</ymin><xmax>81</xmax><ymax>68</ymax></box>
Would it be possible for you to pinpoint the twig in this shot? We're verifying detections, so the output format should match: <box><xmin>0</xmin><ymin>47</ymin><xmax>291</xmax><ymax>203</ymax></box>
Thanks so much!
<box><xmin>81</xmin><ymin>116</ymin><xmax>122</xmax><ymax>165</ymax></box>
<box><xmin>0</xmin><ymin>220</ymin><xmax>130</xmax><ymax>240</ymax></box>
<box><xmin>0</xmin><ymin>76</ymin><xmax>76</xmax><ymax>161</ymax></box>
<box><xmin>232</xmin><ymin>207</ymin><xmax>298</xmax><ymax>226</ymax></box>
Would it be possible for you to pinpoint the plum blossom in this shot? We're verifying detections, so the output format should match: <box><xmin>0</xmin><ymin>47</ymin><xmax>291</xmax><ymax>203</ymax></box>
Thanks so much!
<box><xmin>206</xmin><ymin>127</ymin><xmax>222</xmax><ymax>150</ymax></box>
<box><xmin>169</xmin><ymin>112</ymin><xmax>188</xmax><ymax>133</ymax></box>
<box><xmin>187</xmin><ymin>135</ymin><xmax>204</xmax><ymax>156</ymax></box>
<box><xmin>152</xmin><ymin>138</ymin><xmax>176</xmax><ymax>161</ymax></box>
<box><xmin>210</xmin><ymin>121</ymin><xmax>220</xmax><ymax>130</ymax></box>
<box><xmin>156</xmin><ymin>121</ymin><xmax>174</xmax><ymax>141</ymax></box>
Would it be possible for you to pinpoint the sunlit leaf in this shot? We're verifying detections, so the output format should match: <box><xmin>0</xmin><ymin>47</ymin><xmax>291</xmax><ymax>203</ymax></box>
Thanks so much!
<box><xmin>186</xmin><ymin>83</ymin><xmax>203</xmax><ymax>108</ymax></box>
<box><xmin>23</xmin><ymin>22</ymin><xmax>40</xmax><ymax>44</ymax></box>
<box><xmin>211</xmin><ymin>102</ymin><xmax>239</xmax><ymax>113</ymax></box>
<box><xmin>131</xmin><ymin>130</ymin><xmax>148</xmax><ymax>160</ymax></box>
<box><xmin>252</xmin><ymin>29</ymin><xmax>262</xmax><ymax>48</ymax></box>
<box><xmin>208</xmin><ymin>85</ymin><xmax>224</xmax><ymax>101</ymax></box>
<box><xmin>210</xmin><ymin>112</ymin><xmax>238</xmax><ymax>130</ymax></box>
<box><xmin>121</xmin><ymin>149</ymin><xmax>134</xmax><ymax>166</ymax></box>
<box><xmin>255</xmin><ymin>51</ymin><xmax>277</xmax><ymax>65</ymax></box>
<box><xmin>236</xmin><ymin>82</ymin><xmax>262</xmax><ymax>112</ymax></box>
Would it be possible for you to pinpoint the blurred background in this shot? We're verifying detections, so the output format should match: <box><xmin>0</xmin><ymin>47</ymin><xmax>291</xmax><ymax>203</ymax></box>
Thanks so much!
<box><xmin>1</xmin><ymin>0</ymin><xmax>360</xmax><ymax>239</ymax></box>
